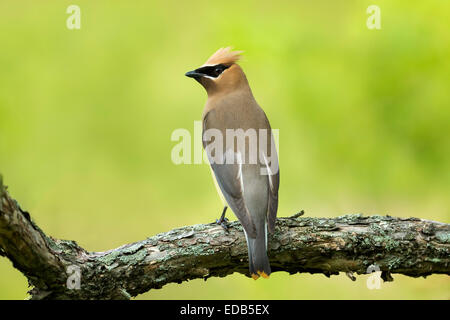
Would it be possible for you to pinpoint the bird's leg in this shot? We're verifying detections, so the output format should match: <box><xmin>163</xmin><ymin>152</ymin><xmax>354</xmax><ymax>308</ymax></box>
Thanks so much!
<box><xmin>216</xmin><ymin>206</ymin><xmax>229</xmax><ymax>231</ymax></box>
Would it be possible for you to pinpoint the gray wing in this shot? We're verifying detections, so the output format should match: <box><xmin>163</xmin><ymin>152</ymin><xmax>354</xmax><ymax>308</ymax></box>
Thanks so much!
<box><xmin>210</xmin><ymin>161</ymin><xmax>257</xmax><ymax>238</ymax></box>
<box><xmin>203</xmin><ymin>112</ymin><xmax>257</xmax><ymax>238</ymax></box>
<box><xmin>266</xmin><ymin>168</ymin><xmax>279</xmax><ymax>233</ymax></box>
<box><xmin>261</xmin><ymin>132</ymin><xmax>279</xmax><ymax>234</ymax></box>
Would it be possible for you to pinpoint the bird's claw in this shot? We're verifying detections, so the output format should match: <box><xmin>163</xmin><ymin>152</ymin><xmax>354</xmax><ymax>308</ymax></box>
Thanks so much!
<box><xmin>216</xmin><ymin>217</ymin><xmax>229</xmax><ymax>232</ymax></box>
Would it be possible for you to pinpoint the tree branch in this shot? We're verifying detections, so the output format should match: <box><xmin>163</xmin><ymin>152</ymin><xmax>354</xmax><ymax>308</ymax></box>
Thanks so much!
<box><xmin>0</xmin><ymin>176</ymin><xmax>449</xmax><ymax>299</ymax></box>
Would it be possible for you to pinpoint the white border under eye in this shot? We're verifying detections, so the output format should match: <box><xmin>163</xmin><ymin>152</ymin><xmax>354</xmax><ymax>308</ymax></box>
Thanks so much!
<box><xmin>206</xmin><ymin>68</ymin><xmax>228</xmax><ymax>80</ymax></box>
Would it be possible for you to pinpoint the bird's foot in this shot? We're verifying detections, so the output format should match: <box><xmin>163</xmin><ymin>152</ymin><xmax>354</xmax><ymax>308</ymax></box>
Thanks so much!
<box><xmin>216</xmin><ymin>217</ymin><xmax>229</xmax><ymax>232</ymax></box>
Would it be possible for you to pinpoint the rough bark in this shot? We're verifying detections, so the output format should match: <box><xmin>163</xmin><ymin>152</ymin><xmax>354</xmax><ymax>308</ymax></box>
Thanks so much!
<box><xmin>0</xmin><ymin>176</ymin><xmax>449</xmax><ymax>300</ymax></box>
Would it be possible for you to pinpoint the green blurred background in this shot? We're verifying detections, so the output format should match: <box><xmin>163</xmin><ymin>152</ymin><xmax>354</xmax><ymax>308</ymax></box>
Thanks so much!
<box><xmin>0</xmin><ymin>0</ymin><xmax>449</xmax><ymax>299</ymax></box>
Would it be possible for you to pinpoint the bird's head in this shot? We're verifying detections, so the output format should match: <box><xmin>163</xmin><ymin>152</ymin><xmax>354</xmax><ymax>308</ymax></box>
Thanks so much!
<box><xmin>185</xmin><ymin>47</ymin><xmax>248</xmax><ymax>95</ymax></box>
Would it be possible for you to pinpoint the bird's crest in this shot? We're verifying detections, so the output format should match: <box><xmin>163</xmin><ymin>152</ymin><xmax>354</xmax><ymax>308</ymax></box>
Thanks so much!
<box><xmin>203</xmin><ymin>47</ymin><xmax>243</xmax><ymax>67</ymax></box>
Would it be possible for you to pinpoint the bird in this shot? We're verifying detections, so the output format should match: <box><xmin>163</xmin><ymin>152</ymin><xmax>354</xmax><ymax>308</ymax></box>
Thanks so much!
<box><xmin>185</xmin><ymin>47</ymin><xmax>279</xmax><ymax>279</ymax></box>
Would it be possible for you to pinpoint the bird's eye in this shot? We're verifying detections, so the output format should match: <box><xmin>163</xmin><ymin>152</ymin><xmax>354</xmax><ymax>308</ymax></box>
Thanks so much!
<box><xmin>214</xmin><ymin>67</ymin><xmax>222</xmax><ymax>75</ymax></box>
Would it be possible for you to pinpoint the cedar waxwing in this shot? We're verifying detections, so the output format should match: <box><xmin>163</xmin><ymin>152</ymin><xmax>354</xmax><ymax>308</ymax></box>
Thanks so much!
<box><xmin>185</xmin><ymin>48</ymin><xmax>280</xmax><ymax>280</ymax></box>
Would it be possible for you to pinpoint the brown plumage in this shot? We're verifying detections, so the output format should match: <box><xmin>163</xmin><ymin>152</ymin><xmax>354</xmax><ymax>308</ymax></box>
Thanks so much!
<box><xmin>202</xmin><ymin>47</ymin><xmax>243</xmax><ymax>66</ymax></box>
<box><xmin>186</xmin><ymin>47</ymin><xmax>279</xmax><ymax>279</ymax></box>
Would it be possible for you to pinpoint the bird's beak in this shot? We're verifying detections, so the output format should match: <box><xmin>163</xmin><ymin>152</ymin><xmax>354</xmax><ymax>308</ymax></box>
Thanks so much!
<box><xmin>185</xmin><ymin>70</ymin><xmax>204</xmax><ymax>79</ymax></box>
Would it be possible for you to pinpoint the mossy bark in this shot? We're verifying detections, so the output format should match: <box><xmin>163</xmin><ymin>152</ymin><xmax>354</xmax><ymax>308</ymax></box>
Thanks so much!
<box><xmin>0</xmin><ymin>177</ymin><xmax>449</xmax><ymax>299</ymax></box>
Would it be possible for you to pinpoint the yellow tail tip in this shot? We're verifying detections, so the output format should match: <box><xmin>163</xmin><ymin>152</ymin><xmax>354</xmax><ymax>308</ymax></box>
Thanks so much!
<box><xmin>251</xmin><ymin>273</ymin><xmax>260</xmax><ymax>280</ymax></box>
<box><xmin>257</xmin><ymin>271</ymin><xmax>270</xmax><ymax>279</ymax></box>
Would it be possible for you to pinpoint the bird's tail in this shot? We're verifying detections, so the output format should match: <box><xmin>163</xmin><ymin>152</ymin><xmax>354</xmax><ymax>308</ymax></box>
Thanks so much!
<box><xmin>244</xmin><ymin>222</ymin><xmax>271</xmax><ymax>279</ymax></box>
